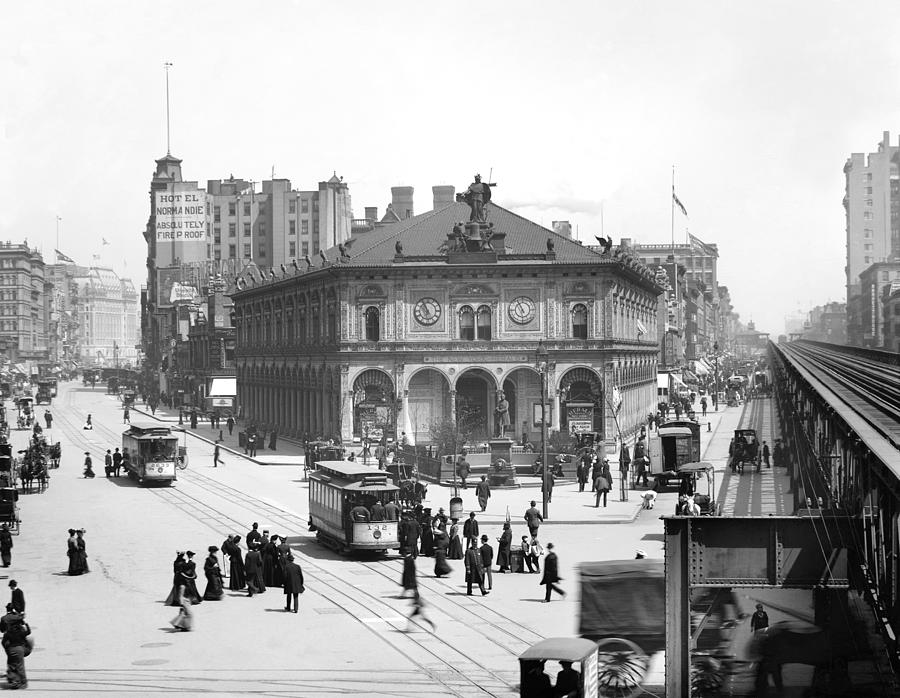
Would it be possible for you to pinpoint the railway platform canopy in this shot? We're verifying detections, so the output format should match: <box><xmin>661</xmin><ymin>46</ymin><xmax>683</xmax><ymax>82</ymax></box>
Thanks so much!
<box><xmin>771</xmin><ymin>339</ymin><xmax>900</xmax><ymax>683</ymax></box>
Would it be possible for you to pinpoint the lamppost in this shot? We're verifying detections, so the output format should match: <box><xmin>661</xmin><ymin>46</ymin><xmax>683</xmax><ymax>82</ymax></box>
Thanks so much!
<box><xmin>535</xmin><ymin>341</ymin><xmax>550</xmax><ymax>520</ymax></box>
<box><xmin>713</xmin><ymin>341</ymin><xmax>720</xmax><ymax>411</ymax></box>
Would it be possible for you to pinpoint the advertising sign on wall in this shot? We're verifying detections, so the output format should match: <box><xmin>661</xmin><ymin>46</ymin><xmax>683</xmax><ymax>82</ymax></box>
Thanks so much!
<box><xmin>154</xmin><ymin>189</ymin><xmax>207</xmax><ymax>242</ymax></box>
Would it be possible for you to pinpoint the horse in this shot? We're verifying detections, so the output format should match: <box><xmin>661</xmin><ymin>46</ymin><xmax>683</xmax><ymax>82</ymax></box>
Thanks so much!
<box><xmin>399</xmin><ymin>480</ymin><xmax>427</xmax><ymax>507</ymax></box>
<box><xmin>752</xmin><ymin>621</ymin><xmax>851</xmax><ymax>696</ymax></box>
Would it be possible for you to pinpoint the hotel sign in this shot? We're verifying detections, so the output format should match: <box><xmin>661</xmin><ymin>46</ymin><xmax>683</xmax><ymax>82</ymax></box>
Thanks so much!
<box><xmin>155</xmin><ymin>189</ymin><xmax>207</xmax><ymax>242</ymax></box>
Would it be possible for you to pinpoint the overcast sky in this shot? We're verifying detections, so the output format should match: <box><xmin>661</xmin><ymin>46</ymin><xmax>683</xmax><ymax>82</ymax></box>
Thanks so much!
<box><xmin>3</xmin><ymin>1</ymin><xmax>900</xmax><ymax>336</ymax></box>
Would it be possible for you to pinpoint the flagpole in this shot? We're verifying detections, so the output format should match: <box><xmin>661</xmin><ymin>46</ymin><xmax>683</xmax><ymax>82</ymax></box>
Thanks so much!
<box><xmin>56</xmin><ymin>216</ymin><xmax>61</xmax><ymax>264</ymax></box>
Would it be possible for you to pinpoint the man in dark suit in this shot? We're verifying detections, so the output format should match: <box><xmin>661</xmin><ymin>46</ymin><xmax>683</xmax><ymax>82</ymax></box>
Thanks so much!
<box><xmin>464</xmin><ymin>545</ymin><xmax>488</xmax><ymax>596</ymax></box>
<box><xmin>282</xmin><ymin>553</ymin><xmax>305</xmax><ymax>613</ymax></box>
<box><xmin>463</xmin><ymin>512</ymin><xmax>479</xmax><ymax>549</ymax></box>
<box><xmin>244</xmin><ymin>543</ymin><xmax>264</xmax><ymax>597</ymax></box>
<box><xmin>246</xmin><ymin>522</ymin><xmax>261</xmax><ymax>550</ymax></box>
<box><xmin>8</xmin><ymin>581</ymin><xmax>24</xmax><ymax>613</ymax></box>
<box><xmin>478</xmin><ymin>535</ymin><xmax>494</xmax><ymax>591</ymax></box>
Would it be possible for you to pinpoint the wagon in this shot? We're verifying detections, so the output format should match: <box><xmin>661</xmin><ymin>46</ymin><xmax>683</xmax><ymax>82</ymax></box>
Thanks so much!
<box><xmin>729</xmin><ymin>429</ymin><xmax>761</xmax><ymax>474</ymax></box>
<box><xmin>579</xmin><ymin>560</ymin><xmax>666</xmax><ymax>697</ymax></box>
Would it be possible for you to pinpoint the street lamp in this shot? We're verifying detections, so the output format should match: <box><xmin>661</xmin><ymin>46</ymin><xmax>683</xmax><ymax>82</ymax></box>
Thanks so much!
<box><xmin>535</xmin><ymin>340</ymin><xmax>550</xmax><ymax>520</ymax></box>
<box><xmin>712</xmin><ymin>341</ymin><xmax>720</xmax><ymax>412</ymax></box>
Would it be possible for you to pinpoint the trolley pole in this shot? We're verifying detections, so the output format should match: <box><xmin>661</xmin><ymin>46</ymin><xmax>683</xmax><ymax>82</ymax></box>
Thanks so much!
<box><xmin>536</xmin><ymin>341</ymin><xmax>549</xmax><ymax>520</ymax></box>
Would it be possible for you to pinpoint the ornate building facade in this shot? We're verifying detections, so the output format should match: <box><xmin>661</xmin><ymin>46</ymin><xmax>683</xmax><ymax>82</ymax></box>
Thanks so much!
<box><xmin>231</xmin><ymin>197</ymin><xmax>661</xmax><ymax>449</ymax></box>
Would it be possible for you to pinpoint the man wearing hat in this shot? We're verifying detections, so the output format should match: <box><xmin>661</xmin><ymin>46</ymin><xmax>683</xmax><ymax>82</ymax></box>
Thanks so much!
<box><xmin>282</xmin><ymin>553</ymin><xmax>304</xmax><ymax>613</ymax></box>
<box><xmin>8</xmin><ymin>581</ymin><xmax>24</xmax><ymax>614</ymax></box>
<box><xmin>479</xmin><ymin>535</ymin><xmax>494</xmax><ymax>591</ymax></box>
<box><xmin>540</xmin><ymin>542</ymin><xmax>565</xmax><ymax>603</ymax></box>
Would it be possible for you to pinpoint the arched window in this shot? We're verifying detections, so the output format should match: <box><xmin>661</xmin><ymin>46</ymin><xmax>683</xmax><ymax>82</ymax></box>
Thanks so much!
<box><xmin>572</xmin><ymin>303</ymin><xmax>588</xmax><ymax>339</ymax></box>
<box><xmin>459</xmin><ymin>305</ymin><xmax>475</xmax><ymax>340</ymax></box>
<box><xmin>476</xmin><ymin>305</ymin><xmax>492</xmax><ymax>340</ymax></box>
<box><xmin>365</xmin><ymin>306</ymin><xmax>380</xmax><ymax>342</ymax></box>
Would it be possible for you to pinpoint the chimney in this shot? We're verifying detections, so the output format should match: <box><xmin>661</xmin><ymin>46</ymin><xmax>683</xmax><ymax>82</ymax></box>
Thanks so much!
<box><xmin>364</xmin><ymin>206</ymin><xmax>378</xmax><ymax>222</ymax></box>
<box><xmin>432</xmin><ymin>185</ymin><xmax>456</xmax><ymax>210</ymax></box>
<box><xmin>552</xmin><ymin>221</ymin><xmax>572</xmax><ymax>238</ymax></box>
<box><xmin>391</xmin><ymin>186</ymin><xmax>414</xmax><ymax>220</ymax></box>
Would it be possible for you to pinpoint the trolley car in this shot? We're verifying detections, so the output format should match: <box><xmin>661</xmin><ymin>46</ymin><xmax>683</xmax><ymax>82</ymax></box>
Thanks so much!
<box><xmin>308</xmin><ymin>460</ymin><xmax>400</xmax><ymax>555</ymax></box>
<box><xmin>122</xmin><ymin>423</ymin><xmax>186</xmax><ymax>485</ymax></box>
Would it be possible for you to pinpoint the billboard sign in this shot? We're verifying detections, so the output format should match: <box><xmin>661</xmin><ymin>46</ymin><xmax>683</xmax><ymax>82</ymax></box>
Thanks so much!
<box><xmin>154</xmin><ymin>189</ymin><xmax>207</xmax><ymax>242</ymax></box>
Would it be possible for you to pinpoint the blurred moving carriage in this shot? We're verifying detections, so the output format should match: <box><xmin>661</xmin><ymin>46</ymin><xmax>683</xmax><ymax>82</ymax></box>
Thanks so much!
<box><xmin>0</xmin><ymin>444</ymin><xmax>15</xmax><ymax>490</ymax></box>
<box><xmin>729</xmin><ymin>428</ymin><xmax>761</xmax><ymax>474</ymax></box>
<box><xmin>15</xmin><ymin>397</ymin><xmax>34</xmax><ymax>430</ymax></box>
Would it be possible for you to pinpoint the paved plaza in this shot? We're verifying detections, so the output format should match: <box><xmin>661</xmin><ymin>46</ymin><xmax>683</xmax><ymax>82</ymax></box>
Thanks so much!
<box><xmin>6</xmin><ymin>383</ymin><xmax>758</xmax><ymax>696</ymax></box>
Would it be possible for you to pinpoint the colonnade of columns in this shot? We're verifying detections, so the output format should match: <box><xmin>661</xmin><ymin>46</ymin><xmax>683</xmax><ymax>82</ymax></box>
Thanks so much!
<box><xmin>237</xmin><ymin>372</ymin><xmax>341</xmax><ymax>440</ymax></box>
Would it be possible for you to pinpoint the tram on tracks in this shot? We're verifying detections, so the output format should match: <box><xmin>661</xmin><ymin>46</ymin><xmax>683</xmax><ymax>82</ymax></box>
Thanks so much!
<box><xmin>122</xmin><ymin>424</ymin><xmax>187</xmax><ymax>485</ymax></box>
<box><xmin>308</xmin><ymin>460</ymin><xmax>400</xmax><ymax>555</ymax></box>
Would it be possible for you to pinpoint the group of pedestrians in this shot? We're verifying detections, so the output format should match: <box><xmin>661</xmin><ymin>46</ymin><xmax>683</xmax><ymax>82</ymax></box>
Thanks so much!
<box><xmin>102</xmin><ymin>448</ymin><xmax>129</xmax><ymax>477</ymax></box>
<box><xmin>66</xmin><ymin>528</ymin><xmax>89</xmax><ymax>575</ymax></box>
<box><xmin>574</xmin><ymin>453</ymin><xmax>616</xmax><ymax>507</ymax></box>
<box><xmin>397</xmin><ymin>499</ymin><xmax>566</xmax><ymax>614</ymax></box>
<box><xmin>165</xmin><ymin>523</ymin><xmax>306</xmax><ymax>632</ymax></box>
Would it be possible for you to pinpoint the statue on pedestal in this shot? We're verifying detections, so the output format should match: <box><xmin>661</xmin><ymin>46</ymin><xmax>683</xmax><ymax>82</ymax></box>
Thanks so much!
<box><xmin>458</xmin><ymin>174</ymin><xmax>493</xmax><ymax>223</ymax></box>
<box><xmin>494</xmin><ymin>390</ymin><xmax>510</xmax><ymax>438</ymax></box>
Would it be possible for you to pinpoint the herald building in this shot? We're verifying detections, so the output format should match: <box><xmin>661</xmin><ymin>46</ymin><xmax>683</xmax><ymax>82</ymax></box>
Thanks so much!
<box><xmin>230</xmin><ymin>191</ymin><xmax>662</xmax><ymax>449</ymax></box>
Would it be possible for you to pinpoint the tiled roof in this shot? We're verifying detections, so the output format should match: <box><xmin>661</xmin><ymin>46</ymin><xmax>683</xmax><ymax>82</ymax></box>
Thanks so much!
<box><xmin>332</xmin><ymin>201</ymin><xmax>607</xmax><ymax>265</ymax></box>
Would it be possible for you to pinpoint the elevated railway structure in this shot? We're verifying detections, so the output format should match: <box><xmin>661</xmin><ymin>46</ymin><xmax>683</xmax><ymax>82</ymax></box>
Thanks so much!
<box><xmin>769</xmin><ymin>339</ymin><xmax>900</xmax><ymax>683</ymax></box>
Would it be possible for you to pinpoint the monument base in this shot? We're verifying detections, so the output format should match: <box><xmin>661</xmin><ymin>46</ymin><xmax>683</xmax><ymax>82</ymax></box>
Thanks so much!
<box><xmin>489</xmin><ymin>438</ymin><xmax>514</xmax><ymax>464</ymax></box>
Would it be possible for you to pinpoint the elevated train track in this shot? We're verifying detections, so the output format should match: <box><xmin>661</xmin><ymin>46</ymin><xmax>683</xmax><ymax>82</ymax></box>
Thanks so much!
<box><xmin>771</xmin><ymin>339</ymin><xmax>900</xmax><ymax>684</ymax></box>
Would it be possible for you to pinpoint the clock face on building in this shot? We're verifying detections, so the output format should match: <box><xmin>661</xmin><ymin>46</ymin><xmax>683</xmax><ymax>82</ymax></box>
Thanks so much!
<box><xmin>414</xmin><ymin>297</ymin><xmax>441</xmax><ymax>326</ymax></box>
<box><xmin>508</xmin><ymin>296</ymin><xmax>536</xmax><ymax>324</ymax></box>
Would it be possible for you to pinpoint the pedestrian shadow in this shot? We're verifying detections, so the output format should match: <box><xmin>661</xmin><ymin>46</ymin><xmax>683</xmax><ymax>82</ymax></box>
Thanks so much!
<box><xmin>263</xmin><ymin>608</ymin><xmax>292</xmax><ymax>613</ymax></box>
<box><xmin>50</xmin><ymin>571</ymin><xmax>73</xmax><ymax>576</ymax></box>
<box><xmin>641</xmin><ymin>533</ymin><xmax>664</xmax><ymax>541</ymax></box>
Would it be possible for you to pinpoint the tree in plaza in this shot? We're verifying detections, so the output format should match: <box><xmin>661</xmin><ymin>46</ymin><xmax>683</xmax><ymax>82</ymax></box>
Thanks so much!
<box><xmin>429</xmin><ymin>402</ymin><xmax>480</xmax><ymax>458</ymax></box>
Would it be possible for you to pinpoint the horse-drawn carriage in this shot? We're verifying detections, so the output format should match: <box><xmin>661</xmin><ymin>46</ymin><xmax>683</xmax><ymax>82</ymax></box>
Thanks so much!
<box><xmin>15</xmin><ymin>397</ymin><xmax>34</xmax><ymax>430</ymax></box>
<box><xmin>17</xmin><ymin>437</ymin><xmax>50</xmax><ymax>492</ymax></box>
<box><xmin>388</xmin><ymin>458</ymin><xmax>427</xmax><ymax>507</ymax></box>
<box><xmin>729</xmin><ymin>429</ymin><xmax>761</xmax><ymax>474</ymax></box>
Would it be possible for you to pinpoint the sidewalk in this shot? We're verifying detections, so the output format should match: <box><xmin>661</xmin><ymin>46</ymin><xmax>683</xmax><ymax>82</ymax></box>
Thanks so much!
<box><xmin>128</xmin><ymin>398</ymin><xmax>742</xmax><ymax>525</ymax></box>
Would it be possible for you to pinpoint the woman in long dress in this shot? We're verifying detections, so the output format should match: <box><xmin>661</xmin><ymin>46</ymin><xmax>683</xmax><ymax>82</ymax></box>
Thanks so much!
<box><xmin>225</xmin><ymin>536</ymin><xmax>246</xmax><ymax>591</ymax></box>
<box><xmin>169</xmin><ymin>585</ymin><xmax>194</xmax><ymax>632</ymax></box>
<box><xmin>433</xmin><ymin>529</ymin><xmax>452</xmax><ymax>578</ymax></box>
<box><xmin>181</xmin><ymin>551</ymin><xmax>203</xmax><ymax>603</ymax></box>
<box><xmin>263</xmin><ymin>535</ymin><xmax>283</xmax><ymax>588</ymax></box>
<box><xmin>244</xmin><ymin>543</ymin><xmax>266</xmax><ymax>596</ymax></box>
<box><xmin>75</xmin><ymin>530</ymin><xmax>89</xmax><ymax>574</ymax></box>
<box><xmin>419</xmin><ymin>517</ymin><xmax>435</xmax><ymax>557</ymax></box>
<box><xmin>497</xmin><ymin>523</ymin><xmax>512</xmax><ymax>573</ymax></box>
<box><xmin>202</xmin><ymin>546</ymin><xmax>224</xmax><ymax>600</ymax></box>
<box><xmin>66</xmin><ymin>529</ymin><xmax>79</xmax><ymax>576</ymax></box>
<box><xmin>447</xmin><ymin>522</ymin><xmax>463</xmax><ymax>560</ymax></box>
<box><xmin>165</xmin><ymin>552</ymin><xmax>187</xmax><ymax>605</ymax></box>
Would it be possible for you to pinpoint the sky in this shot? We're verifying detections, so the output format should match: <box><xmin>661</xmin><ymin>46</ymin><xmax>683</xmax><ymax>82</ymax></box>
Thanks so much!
<box><xmin>3</xmin><ymin>1</ymin><xmax>900</xmax><ymax>337</ymax></box>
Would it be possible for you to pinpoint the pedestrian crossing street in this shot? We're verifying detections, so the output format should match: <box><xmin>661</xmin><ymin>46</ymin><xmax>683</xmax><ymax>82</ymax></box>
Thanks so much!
<box><xmin>719</xmin><ymin>398</ymin><xmax>792</xmax><ymax>517</ymax></box>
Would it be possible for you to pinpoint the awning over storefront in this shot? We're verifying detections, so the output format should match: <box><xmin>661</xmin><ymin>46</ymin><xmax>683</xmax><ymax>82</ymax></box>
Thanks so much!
<box><xmin>12</xmin><ymin>364</ymin><xmax>27</xmax><ymax>376</ymax></box>
<box><xmin>657</xmin><ymin>374</ymin><xmax>669</xmax><ymax>390</ymax></box>
<box><xmin>208</xmin><ymin>377</ymin><xmax>236</xmax><ymax>396</ymax></box>
<box><xmin>682</xmin><ymin>370</ymin><xmax>698</xmax><ymax>384</ymax></box>
<box><xmin>691</xmin><ymin>360</ymin><xmax>709</xmax><ymax>376</ymax></box>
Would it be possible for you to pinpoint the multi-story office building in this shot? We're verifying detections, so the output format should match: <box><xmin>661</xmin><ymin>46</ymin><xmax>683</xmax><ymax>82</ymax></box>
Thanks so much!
<box><xmin>844</xmin><ymin>131</ymin><xmax>900</xmax><ymax>344</ymax></box>
<box><xmin>72</xmin><ymin>267</ymin><xmax>140</xmax><ymax>368</ymax></box>
<box><xmin>858</xmin><ymin>261</ymin><xmax>900</xmax><ymax>347</ymax></box>
<box><xmin>142</xmin><ymin>153</ymin><xmax>353</xmax><ymax>394</ymax></box>
<box><xmin>0</xmin><ymin>242</ymin><xmax>51</xmax><ymax>366</ymax></box>
<box><xmin>882</xmin><ymin>282</ymin><xmax>900</xmax><ymax>352</ymax></box>
<box><xmin>206</xmin><ymin>174</ymin><xmax>351</xmax><ymax>270</ymax></box>
<box><xmin>632</xmin><ymin>235</ymin><xmax>719</xmax><ymax>297</ymax></box>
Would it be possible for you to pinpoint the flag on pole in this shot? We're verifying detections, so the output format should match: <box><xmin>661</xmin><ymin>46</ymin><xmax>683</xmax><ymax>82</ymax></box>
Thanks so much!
<box><xmin>673</xmin><ymin>190</ymin><xmax>688</xmax><ymax>217</ymax></box>
<box><xmin>101</xmin><ymin>237</ymin><xmax>110</xmax><ymax>246</ymax></box>
<box><xmin>54</xmin><ymin>249</ymin><xmax>75</xmax><ymax>263</ymax></box>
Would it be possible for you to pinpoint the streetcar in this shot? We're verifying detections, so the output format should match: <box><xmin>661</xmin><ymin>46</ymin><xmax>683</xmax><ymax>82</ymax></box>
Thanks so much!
<box><xmin>122</xmin><ymin>423</ymin><xmax>187</xmax><ymax>485</ymax></box>
<box><xmin>645</xmin><ymin>419</ymin><xmax>701</xmax><ymax>490</ymax></box>
<box><xmin>308</xmin><ymin>460</ymin><xmax>400</xmax><ymax>555</ymax></box>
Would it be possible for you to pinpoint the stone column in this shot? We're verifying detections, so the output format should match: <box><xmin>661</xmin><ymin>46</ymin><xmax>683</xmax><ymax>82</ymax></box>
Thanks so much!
<box><xmin>449</xmin><ymin>389</ymin><xmax>457</xmax><ymax>423</ymax></box>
